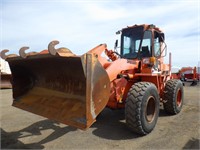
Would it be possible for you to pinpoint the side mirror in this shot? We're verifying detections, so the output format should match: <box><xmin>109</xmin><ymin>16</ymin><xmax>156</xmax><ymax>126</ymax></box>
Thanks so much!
<box><xmin>116</xmin><ymin>30</ymin><xmax>121</xmax><ymax>35</ymax></box>
<box><xmin>154</xmin><ymin>42</ymin><xmax>161</xmax><ymax>58</ymax></box>
<box><xmin>154</xmin><ymin>41</ymin><xmax>167</xmax><ymax>58</ymax></box>
<box><xmin>114</xmin><ymin>40</ymin><xmax>118</xmax><ymax>50</ymax></box>
<box><xmin>161</xmin><ymin>42</ymin><xmax>167</xmax><ymax>57</ymax></box>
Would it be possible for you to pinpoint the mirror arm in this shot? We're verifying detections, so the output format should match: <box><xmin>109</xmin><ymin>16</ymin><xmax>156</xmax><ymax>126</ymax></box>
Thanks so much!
<box><xmin>114</xmin><ymin>39</ymin><xmax>118</xmax><ymax>50</ymax></box>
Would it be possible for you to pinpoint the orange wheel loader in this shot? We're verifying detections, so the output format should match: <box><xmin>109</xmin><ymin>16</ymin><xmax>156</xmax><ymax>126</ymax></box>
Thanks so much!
<box><xmin>171</xmin><ymin>66</ymin><xmax>199</xmax><ymax>86</ymax></box>
<box><xmin>0</xmin><ymin>24</ymin><xmax>184</xmax><ymax>135</ymax></box>
<box><xmin>180</xmin><ymin>67</ymin><xmax>199</xmax><ymax>86</ymax></box>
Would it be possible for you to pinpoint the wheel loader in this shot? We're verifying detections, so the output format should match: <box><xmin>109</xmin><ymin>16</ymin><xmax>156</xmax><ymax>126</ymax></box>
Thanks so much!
<box><xmin>0</xmin><ymin>24</ymin><xmax>184</xmax><ymax>135</ymax></box>
<box><xmin>171</xmin><ymin>66</ymin><xmax>199</xmax><ymax>86</ymax></box>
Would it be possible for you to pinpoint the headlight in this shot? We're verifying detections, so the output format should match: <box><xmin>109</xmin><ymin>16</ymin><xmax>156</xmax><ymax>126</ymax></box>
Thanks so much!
<box><xmin>143</xmin><ymin>58</ymin><xmax>150</xmax><ymax>64</ymax></box>
<box><xmin>143</xmin><ymin>57</ymin><xmax>156</xmax><ymax>65</ymax></box>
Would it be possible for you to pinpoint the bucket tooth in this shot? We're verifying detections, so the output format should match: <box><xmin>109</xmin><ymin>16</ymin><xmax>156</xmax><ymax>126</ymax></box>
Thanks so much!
<box><xmin>48</xmin><ymin>40</ymin><xmax>60</xmax><ymax>55</ymax></box>
<box><xmin>19</xmin><ymin>47</ymin><xmax>29</xmax><ymax>58</ymax></box>
<box><xmin>19</xmin><ymin>47</ymin><xmax>38</xmax><ymax>58</ymax></box>
<box><xmin>0</xmin><ymin>49</ymin><xmax>18</xmax><ymax>60</ymax></box>
<box><xmin>48</xmin><ymin>40</ymin><xmax>75</xmax><ymax>57</ymax></box>
<box><xmin>0</xmin><ymin>49</ymin><xmax>9</xmax><ymax>59</ymax></box>
<box><xmin>57</xmin><ymin>48</ymin><xmax>75</xmax><ymax>57</ymax></box>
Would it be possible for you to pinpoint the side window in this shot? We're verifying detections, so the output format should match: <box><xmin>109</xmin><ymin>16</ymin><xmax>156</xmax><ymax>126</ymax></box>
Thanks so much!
<box><xmin>123</xmin><ymin>36</ymin><xmax>131</xmax><ymax>54</ymax></box>
<box><xmin>154</xmin><ymin>32</ymin><xmax>161</xmax><ymax>57</ymax></box>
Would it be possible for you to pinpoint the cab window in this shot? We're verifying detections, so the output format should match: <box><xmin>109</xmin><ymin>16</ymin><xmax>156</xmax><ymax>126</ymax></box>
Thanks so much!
<box><xmin>140</xmin><ymin>30</ymin><xmax>152</xmax><ymax>58</ymax></box>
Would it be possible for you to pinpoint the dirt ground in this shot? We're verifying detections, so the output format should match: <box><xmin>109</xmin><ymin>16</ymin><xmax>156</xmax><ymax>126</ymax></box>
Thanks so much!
<box><xmin>1</xmin><ymin>82</ymin><xmax>200</xmax><ymax>149</ymax></box>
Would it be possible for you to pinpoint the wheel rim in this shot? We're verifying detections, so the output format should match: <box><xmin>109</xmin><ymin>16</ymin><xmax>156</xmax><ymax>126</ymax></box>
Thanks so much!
<box><xmin>145</xmin><ymin>96</ymin><xmax>156</xmax><ymax>123</ymax></box>
<box><xmin>176</xmin><ymin>88</ymin><xmax>182</xmax><ymax>107</ymax></box>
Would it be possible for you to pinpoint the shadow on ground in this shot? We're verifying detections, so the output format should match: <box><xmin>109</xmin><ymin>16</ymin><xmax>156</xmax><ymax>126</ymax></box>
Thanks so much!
<box><xmin>159</xmin><ymin>107</ymin><xmax>170</xmax><ymax>117</ymax></box>
<box><xmin>183</xmin><ymin>138</ymin><xmax>200</xmax><ymax>149</ymax></box>
<box><xmin>1</xmin><ymin>120</ymin><xmax>76</xmax><ymax>149</ymax></box>
<box><xmin>92</xmin><ymin>108</ymin><xmax>140</xmax><ymax>140</ymax></box>
<box><xmin>92</xmin><ymin>106</ymin><xmax>171</xmax><ymax>140</ymax></box>
<box><xmin>0</xmin><ymin>107</ymin><xmax>177</xmax><ymax>149</ymax></box>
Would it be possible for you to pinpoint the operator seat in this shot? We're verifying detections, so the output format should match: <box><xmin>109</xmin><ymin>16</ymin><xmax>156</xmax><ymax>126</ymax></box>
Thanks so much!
<box><xmin>141</xmin><ymin>46</ymin><xmax>150</xmax><ymax>57</ymax></box>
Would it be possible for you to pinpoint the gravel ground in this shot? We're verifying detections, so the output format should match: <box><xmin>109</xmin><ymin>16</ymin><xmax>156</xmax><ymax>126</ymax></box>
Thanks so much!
<box><xmin>1</xmin><ymin>82</ymin><xmax>199</xmax><ymax>149</ymax></box>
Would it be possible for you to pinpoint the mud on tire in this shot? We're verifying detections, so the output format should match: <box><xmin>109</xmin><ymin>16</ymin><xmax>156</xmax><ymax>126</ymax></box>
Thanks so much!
<box><xmin>125</xmin><ymin>82</ymin><xmax>160</xmax><ymax>135</ymax></box>
<box><xmin>163</xmin><ymin>79</ymin><xmax>184</xmax><ymax>114</ymax></box>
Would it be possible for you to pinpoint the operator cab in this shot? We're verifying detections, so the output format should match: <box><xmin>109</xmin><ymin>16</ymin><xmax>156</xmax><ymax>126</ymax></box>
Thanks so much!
<box><xmin>120</xmin><ymin>24</ymin><xmax>165</xmax><ymax>59</ymax></box>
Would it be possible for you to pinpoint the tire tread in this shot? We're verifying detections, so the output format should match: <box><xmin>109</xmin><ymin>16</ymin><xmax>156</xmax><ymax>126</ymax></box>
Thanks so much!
<box><xmin>125</xmin><ymin>82</ymin><xmax>156</xmax><ymax>135</ymax></box>
<box><xmin>163</xmin><ymin>79</ymin><xmax>183</xmax><ymax>114</ymax></box>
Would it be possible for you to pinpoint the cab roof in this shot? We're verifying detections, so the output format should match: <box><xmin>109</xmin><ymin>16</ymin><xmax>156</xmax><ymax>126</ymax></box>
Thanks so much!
<box><xmin>122</xmin><ymin>24</ymin><xmax>163</xmax><ymax>33</ymax></box>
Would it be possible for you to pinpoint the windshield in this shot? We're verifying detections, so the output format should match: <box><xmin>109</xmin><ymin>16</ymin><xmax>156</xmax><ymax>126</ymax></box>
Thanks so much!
<box><xmin>121</xmin><ymin>26</ymin><xmax>152</xmax><ymax>59</ymax></box>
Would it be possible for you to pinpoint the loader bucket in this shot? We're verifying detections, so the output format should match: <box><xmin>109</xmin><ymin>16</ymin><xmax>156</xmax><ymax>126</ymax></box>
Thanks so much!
<box><xmin>6</xmin><ymin>52</ymin><xmax>110</xmax><ymax>129</ymax></box>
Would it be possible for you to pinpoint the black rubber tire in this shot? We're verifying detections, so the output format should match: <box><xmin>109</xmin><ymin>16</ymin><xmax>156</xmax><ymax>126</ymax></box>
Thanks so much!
<box><xmin>125</xmin><ymin>82</ymin><xmax>160</xmax><ymax>135</ymax></box>
<box><xmin>163</xmin><ymin>79</ymin><xmax>184</xmax><ymax>114</ymax></box>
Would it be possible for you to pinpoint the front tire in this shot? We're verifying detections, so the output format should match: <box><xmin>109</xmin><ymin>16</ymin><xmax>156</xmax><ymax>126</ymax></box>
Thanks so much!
<box><xmin>163</xmin><ymin>79</ymin><xmax>184</xmax><ymax>114</ymax></box>
<box><xmin>125</xmin><ymin>82</ymin><xmax>160</xmax><ymax>135</ymax></box>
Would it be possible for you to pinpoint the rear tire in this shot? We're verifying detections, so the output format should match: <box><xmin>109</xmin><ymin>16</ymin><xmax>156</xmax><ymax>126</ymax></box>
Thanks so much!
<box><xmin>163</xmin><ymin>79</ymin><xmax>184</xmax><ymax>114</ymax></box>
<box><xmin>125</xmin><ymin>82</ymin><xmax>160</xmax><ymax>135</ymax></box>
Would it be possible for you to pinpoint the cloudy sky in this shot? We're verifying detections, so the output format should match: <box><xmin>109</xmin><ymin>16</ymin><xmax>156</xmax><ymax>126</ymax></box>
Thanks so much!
<box><xmin>1</xmin><ymin>0</ymin><xmax>199</xmax><ymax>67</ymax></box>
